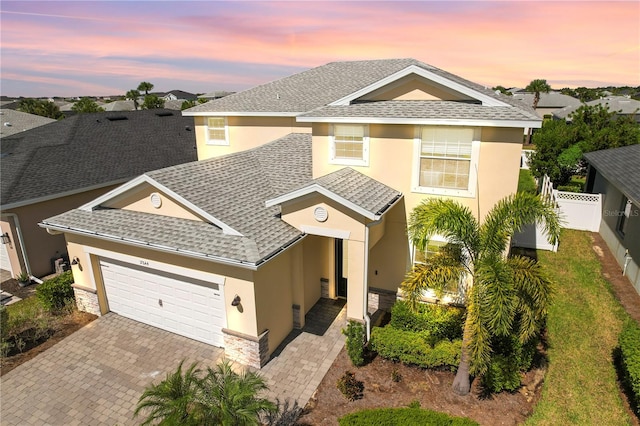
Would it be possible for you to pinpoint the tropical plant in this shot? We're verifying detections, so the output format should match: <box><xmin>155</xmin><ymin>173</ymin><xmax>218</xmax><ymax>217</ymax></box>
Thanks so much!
<box><xmin>342</xmin><ymin>320</ymin><xmax>365</xmax><ymax>366</ymax></box>
<box><xmin>401</xmin><ymin>192</ymin><xmax>560</xmax><ymax>395</ymax></box>
<box><xmin>125</xmin><ymin>89</ymin><xmax>141</xmax><ymax>110</ymax></box>
<box><xmin>137</xmin><ymin>81</ymin><xmax>154</xmax><ymax>95</ymax></box>
<box><xmin>525</xmin><ymin>79</ymin><xmax>551</xmax><ymax>109</ymax></box>
<box><xmin>134</xmin><ymin>359</ymin><xmax>276</xmax><ymax>425</ymax></box>
<box><xmin>17</xmin><ymin>98</ymin><xmax>64</xmax><ymax>119</ymax></box>
<box><xmin>142</xmin><ymin>94</ymin><xmax>165</xmax><ymax>110</ymax></box>
<box><xmin>71</xmin><ymin>97</ymin><xmax>105</xmax><ymax>113</ymax></box>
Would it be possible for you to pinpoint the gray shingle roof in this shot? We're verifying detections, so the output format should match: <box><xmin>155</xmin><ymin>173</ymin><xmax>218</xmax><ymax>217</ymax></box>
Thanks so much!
<box><xmin>184</xmin><ymin>59</ymin><xmax>535</xmax><ymax>116</ymax></box>
<box><xmin>43</xmin><ymin>133</ymin><xmax>313</xmax><ymax>265</ymax></box>
<box><xmin>0</xmin><ymin>109</ymin><xmax>56</xmax><ymax>138</ymax></box>
<box><xmin>1</xmin><ymin>109</ymin><xmax>197</xmax><ymax>207</ymax></box>
<box><xmin>298</xmin><ymin>100</ymin><xmax>538</xmax><ymax>122</ymax></box>
<box><xmin>584</xmin><ymin>144</ymin><xmax>640</xmax><ymax>206</ymax></box>
<box><xmin>512</xmin><ymin>92</ymin><xmax>581</xmax><ymax>109</ymax></box>
<box><xmin>555</xmin><ymin>96</ymin><xmax>640</xmax><ymax>120</ymax></box>
<box><xmin>310</xmin><ymin>168</ymin><xmax>402</xmax><ymax>216</ymax></box>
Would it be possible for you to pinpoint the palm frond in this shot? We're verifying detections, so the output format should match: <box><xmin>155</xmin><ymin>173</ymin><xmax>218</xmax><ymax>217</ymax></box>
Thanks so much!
<box><xmin>465</xmin><ymin>286</ymin><xmax>492</xmax><ymax>375</ymax></box>
<box><xmin>408</xmin><ymin>198</ymin><xmax>480</xmax><ymax>263</ymax></box>
<box><xmin>480</xmin><ymin>192</ymin><xmax>560</xmax><ymax>256</ymax></box>
<box><xmin>475</xmin><ymin>256</ymin><xmax>516</xmax><ymax>336</ymax></box>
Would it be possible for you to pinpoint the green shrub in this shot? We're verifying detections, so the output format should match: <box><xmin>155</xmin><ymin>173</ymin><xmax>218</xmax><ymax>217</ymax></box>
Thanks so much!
<box><xmin>342</xmin><ymin>320</ymin><xmax>365</xmax><ymax>366</ymax></box>
<box><xmin>481</xmin><ymin>334</ymin><xmax>538</xmax><ymax>392</ymax></box>
<box><xmin>390</xmin><ymin>300</ymin><xmax>464</xmax><ymax>342</ymax></box>
<box><xmin>619</xmin><ymin>320</ymin><xmax>640</xmax><ymax>414</ymax></box>
<box><xmin>338</xmin><ymin>407</ymin><xmax>479</xmax><ymax>425</ymax></box>
<box><xmin>36</xmin><ymin>271</ymin><xmax>75</xmax><ymax>312</ymax></box>
<box><xmin>517</xmin><ymin>169</ymin><xmax>537</xmax><ymax>194</ymax></box>
<box><xmin>336</xmin><ymin>371</ymin><xmax>364</xmax><ymax>401</ymax></box>
<box><xmin>370</xmin><ymin>325</ymin><xmax>461</xmax><ymax>369</ymax></box>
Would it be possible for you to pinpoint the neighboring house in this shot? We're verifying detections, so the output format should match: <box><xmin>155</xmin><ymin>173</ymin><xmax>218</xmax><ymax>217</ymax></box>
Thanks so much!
<box><xmin>40</xmin><ymin>59</ymin><xmax>541</xmax><ymax>368</ymax></box>
<box><xmin>102</xmin><ymin>100</ymin><xmax>136</xmax><ymax>111</ymax></box>
<box><xmin>158</xmin><ymin>90</ymin><xmax>198</xmax><ymax>101</ymax></box>
<box><xmin>585</xmin><ymin>144</ymin><xmax>640</xmax><ymax>295</ymax></box>
<box><xmin>0</xmin><ymin>109</ymin><xmax>56</xmax><ymax>138</ymax></box>
<box><xmin>0</xmin><ymin>109</ymin><xmax>197</xmax><ymax>279</ymax></box>
<box><xmin>198</xmin><ymin>91</ymin><xmax>235</xmax><ymax>101</ymax></box>
<box><xmin>555</xmin><ymin>96</ymin><xmax>640</xmax><ymax>123</ymax></box>
<box><xmin>513</xmin><ymin>91</ymin><xmax>581</xmax><ymax>119</ymax></box>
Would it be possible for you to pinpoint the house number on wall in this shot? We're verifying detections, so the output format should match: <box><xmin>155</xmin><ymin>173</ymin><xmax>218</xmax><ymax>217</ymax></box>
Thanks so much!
<box><xmin>140</xmin><ymin>260</ymin><xmax>149</xmax><ymax>266</ymax></box>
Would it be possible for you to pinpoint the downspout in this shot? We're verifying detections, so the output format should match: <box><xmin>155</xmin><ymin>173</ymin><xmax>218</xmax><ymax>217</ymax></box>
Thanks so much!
<box><xmin>4</xmin><ymin>213</ymin><xmax>32</xmax><ymax>278</ymax></box>
<box><xmin>363</xmin><ymin>216</ymin><xmax>384</xmax><ymax>342</ymax></box>
<box><xmin>623</xmin><ymin>249</ymin><xmax>632</xmax><ymax>277</ymax></box>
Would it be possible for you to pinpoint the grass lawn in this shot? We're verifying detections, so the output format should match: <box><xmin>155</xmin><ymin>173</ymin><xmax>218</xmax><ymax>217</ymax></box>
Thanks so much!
<box><xmin>526</xmin><ymin>229</ymin><xmax>632</xmax><ymax>425</ymax></box>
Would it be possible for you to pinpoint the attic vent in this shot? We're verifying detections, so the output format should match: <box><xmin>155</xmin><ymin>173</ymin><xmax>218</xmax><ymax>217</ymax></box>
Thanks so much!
<box><xmin>106</xmin><ymin>115</ymin><xmax>128</xmax><ymax>121</ymax></box>
<box><xmin>155</xmin><ymin>111</ymin><xmax>174</xmax><ymax>117</ymax></box>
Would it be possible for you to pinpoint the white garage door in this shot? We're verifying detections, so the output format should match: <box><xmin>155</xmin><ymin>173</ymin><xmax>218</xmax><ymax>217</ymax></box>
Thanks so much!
<box><xmin>100</xmin><ymin>258</ymin><xmax>225</xmax><ymax>347</ymax></box>
<box><xmin>0</xmin><ymin>242</ymin><xmax>13</xmax><ymax>275</ymax></box>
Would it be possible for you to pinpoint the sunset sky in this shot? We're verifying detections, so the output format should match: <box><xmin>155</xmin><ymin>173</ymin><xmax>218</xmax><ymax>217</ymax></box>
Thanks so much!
<box><xmin>1</xmin><ymin>1</ymin><xmax>638</xmax><ymax>98</ymax></box>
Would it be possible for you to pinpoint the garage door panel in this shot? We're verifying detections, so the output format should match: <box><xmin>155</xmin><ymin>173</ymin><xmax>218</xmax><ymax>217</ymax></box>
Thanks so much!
<box><xmin>100</xmin><ymin>258</ymin><xmax>225</xmax><ymax>346</ymax></box>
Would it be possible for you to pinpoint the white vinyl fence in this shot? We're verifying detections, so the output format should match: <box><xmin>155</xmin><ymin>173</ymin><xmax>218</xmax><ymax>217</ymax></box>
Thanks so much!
<box><xmin>512</xmin><ymin>175</ymin><xmax>602</xmax><ymax>252</ymax></box>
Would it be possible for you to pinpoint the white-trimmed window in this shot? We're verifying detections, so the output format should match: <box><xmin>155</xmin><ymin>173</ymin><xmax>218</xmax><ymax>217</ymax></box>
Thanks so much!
<box><xmin>413</xmin><ymin>126</ymin><xmax>480</xmax><ymax>197</ymax></box>
<box><xmin>412</xmin><ymin>237</ymin><xmax>461</xmax><ymax>294</ymax></box>
<box><xmin>206</xmin><ymin>117</ymin><xmax>228</xmax><ymax>145</ymax></box>
<box><xmin>617</xmin><ymin>196</ymin><xmax>632</xmax><ymax>237</ymax></box>
<box><xmin>330</xmin><ymin>124</ymin><xmax>369</xmax><ymax>166</ymax></box>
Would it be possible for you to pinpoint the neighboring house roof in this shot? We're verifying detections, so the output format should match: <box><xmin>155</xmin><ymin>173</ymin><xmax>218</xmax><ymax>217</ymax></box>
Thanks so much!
<box><xmin>0</xmin><ymin>109</ymin><xmax>56</xmax><ymax>138</ymax></box>
<box><xmin>42</xmin><ymin>133</ymin><xmax>403</xmax><ymax>267</ymax></box>
<box><xmin>184</xmin><ymin>59</ymin><xmax>536</xmax><ymax>118</ymax></box>
<box><xmin>1</xmin><ymin>109</ymin><xmax>197</xmax><ymax>208</ymax></box>
<box><xmin>512</xmin><ymin>92</ymin><xmax>581</xmax><ymax>109</ymax></box>
<box><xmin>584</xmin><ymin>144</ymin><xmax>640</xmax><ymax>206</ymax></box>
<box><xmin>554</xmin><ymin>96</ymin><xmax>640</xmax><ymax>120</ymax></box>
<box><xmin>166</xmin><ymin>90</ymin><xmax>198</xmax><ymax>100</ymax></box>
<box><xmin>297</xmin><ymin>100</ymin><xmax>538</xmax><ymax>125</ymax></box>
<box><xmin>102</xmin><ymin>100</ymin><xmax>136</xmax><ymax>111</ymax></box>
<box><xmin>163</xmin><ymin>99</ymin><xmax>185</xmax><ymax>110</ymax></box>
<box><xmin>199</xmin><ymin>91</ymin><xmax>236</xmax><ymax>100</ymax></box>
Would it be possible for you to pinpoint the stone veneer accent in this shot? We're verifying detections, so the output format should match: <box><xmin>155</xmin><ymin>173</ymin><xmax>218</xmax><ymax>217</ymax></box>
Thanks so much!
<box><xmin>320</xmin><ymin>277</ymin><xmax>330</xmax><ymax>298</ymax></box>
<box><xmin>292</xmin><ymin>304</ymin><xmax>302</xmax><ymax>329</ymax></box>
<box><xmin>72</xmin><ymin>285</ymin><xmax>101</xmax><ymax>316</ymax></box>
<box><xmin>222</xmin><ymin>328</ymin><xmax>270</xmax><ymax>369</ymax></box>
<box><xmin>368</xmin><ymin>287</ymin><xmax>397</xmax><ymax>314</ymax></box>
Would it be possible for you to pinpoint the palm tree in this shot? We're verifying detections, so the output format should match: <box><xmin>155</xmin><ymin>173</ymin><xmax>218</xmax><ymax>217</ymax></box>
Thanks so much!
<box><xmin>138</xmin><ymin>81</ymin><xmax>154</xmax><ymax>95</ymax></box>
<box><xmin>126</xmin><ymin>89</ymin><xmax>141</xmax><ymax>110</ymax></box>
<box><xmin>401</xmin><ymin>192</ymin><xmax>560</xmax><ymax>396</ymax></box>
<box><xmin>134</xmin><ymin>360</ymin><xmax>202</xmax><ymax>425</ymax></box>
<box><xmin>525</xmin><ymin>79</ymin><xmax>551</xmax><ymax>109</ymax></box>
<box><xmin>198</xmin><ymin>360</ymin><xmax>276</xmax><ymax>425</ymax></box>
<box><xmin>134</xmin><ymin>359</ymin><xmax>275</xmax><ymax>425</ymax></box>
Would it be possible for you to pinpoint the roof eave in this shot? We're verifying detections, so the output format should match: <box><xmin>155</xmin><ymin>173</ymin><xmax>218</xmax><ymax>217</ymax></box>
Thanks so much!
<box><xmin>182</xmin><ymin>111</ymin><xmax>302</xmax><ymax>117</ymax></box>
<box><xmin>296</xmin><ymin>116</ymin><xmax>542</xmax><ymax>128</ymax></box>
<box><xmin>38</xmin><ymin>221</ymin><xmax>261</xmax><ymax>271</ymax></box>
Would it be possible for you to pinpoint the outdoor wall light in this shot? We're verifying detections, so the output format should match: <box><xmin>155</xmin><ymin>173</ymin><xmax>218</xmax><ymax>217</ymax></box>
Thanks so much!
<box><xmin>231</xmin><ymin>295</ymin><xmax>241</xmax><ymax>307</ymax></box>
<box><xmin>0</xmin><ymin>233</ymin><xmax>10</xmax><ymax>245</ymax></box>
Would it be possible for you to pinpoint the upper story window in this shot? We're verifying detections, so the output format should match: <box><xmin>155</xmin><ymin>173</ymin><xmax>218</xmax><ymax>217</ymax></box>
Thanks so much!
<box><xmin>206</xmin><ymin>117</ymin><xmax>228</xmax><ymax>145</ymax></box>
<box><xmin>330</xmin><ymin>124</ymin><xmax>369</xmax><ymax>166</ymax></box>
<box><xmin>412</xmin><ymin>126</ymin><xmax>480</xmax><ymax>198</ymax></box>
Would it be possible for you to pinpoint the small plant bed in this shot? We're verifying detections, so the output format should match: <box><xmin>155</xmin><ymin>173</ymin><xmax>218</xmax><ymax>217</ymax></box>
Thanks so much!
<box><xmin>0</xmin><ymin>272</ymin><xmax>97</xmax><ymax>376</ymax></box>
<box><xmin>299</xmin><ymin>347</ymin><xmax>543</xmax><ymax>425</ymax></box>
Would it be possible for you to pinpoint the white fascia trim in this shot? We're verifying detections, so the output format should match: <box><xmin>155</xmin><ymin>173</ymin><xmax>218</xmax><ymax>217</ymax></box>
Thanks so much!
<box><xmin>1</xmin><ymin>178</ymin><xmax>130</xmax><ymax>210</ymax></box>
<box><xmin>182</xmin><ymin>111</ymin><xmax>302</xmax><ymax>117</ymax></box>
<box><xmin>265</xmin><ymin>184</ymin><xmax>379</xmax><ymax>221</ymax></box>
<box><xmin>38</xmin><ymin>222</ymin><xmax>259</xmax><ymax>271</ymax></box>
<box><xmin>328</xmin><ymin>65</ymin><xmax>510</xmax><ymax>107</ymax></box>
<box><xmin>300</xmin><ymin>225</ymin><xmax>351</xmax><ymax>239</ymax></box>
<box><xmin>79</xmin><ymin>175</ymin><xmax>243</xmax><ymax>236</ymax></box>
<box><xmin>297</xmin><ymin>116</ymin><xmax>542</xmax><ymax>129</ymax></box>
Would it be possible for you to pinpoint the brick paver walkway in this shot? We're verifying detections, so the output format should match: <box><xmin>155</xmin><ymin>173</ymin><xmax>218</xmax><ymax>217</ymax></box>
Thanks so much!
<box><xmin>0</xmin><ymin>300</ymin><xmax>346</xmax><ymax>425</ymax></box>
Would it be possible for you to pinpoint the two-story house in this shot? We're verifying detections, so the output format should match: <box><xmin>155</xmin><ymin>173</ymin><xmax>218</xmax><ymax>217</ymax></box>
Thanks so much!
<box><xmin>40</xmin><ymin>59</ymin><xmax>541</xmax><ymax>368</ymax></box>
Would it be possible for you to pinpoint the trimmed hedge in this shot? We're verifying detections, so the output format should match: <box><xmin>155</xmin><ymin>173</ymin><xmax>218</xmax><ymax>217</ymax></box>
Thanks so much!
<box><xmin>370</xmin><ymin>325</ymin><xmax>461</xmax><ymax>369</ymax></box>
<box><xmin>342</xmin><ymin>320</ymin><xmax>366</xmax><ymax>367</ymax></box>
<box><xmin>619</xmin><ymin>320</ymin><xmax>640</xmax><ymax>414</ymax></box>
<box><xmin>338</xmin><ymin>407</ymin><xmax>479</xmax><ymax>426</ymax></box>
<box><xmin>36</xmin><ymin>271</ymin><xmax>74</xmax><ymax>312</ymax></box>
<box><xmin>390</xmin><ymin>300</ymin><xmax>464</xmax><ymax>343</ymax></box>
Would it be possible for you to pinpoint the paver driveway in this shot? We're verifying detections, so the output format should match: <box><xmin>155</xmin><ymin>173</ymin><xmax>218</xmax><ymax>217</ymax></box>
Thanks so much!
<box><xmin>1</xmin><ymin>300</ymin><xmax>346</xmax><ymax>425</ymax></box>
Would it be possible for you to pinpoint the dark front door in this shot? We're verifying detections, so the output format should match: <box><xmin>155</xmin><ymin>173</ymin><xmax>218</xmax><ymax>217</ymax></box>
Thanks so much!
<box><xmin>335</xmin><ymin>239</ymin><xmax>347</xmax><ymax>298</ymax></box>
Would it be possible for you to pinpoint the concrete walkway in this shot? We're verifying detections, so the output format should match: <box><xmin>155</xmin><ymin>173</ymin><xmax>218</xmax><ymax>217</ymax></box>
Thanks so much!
<box><xmin>0</xmin><ymin>300</ymin><xmax>346</xmax><ymax>425</ymax></box>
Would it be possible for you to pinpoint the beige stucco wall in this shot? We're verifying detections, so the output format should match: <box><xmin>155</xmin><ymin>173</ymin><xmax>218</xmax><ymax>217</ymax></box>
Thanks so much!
<box><xmin>301</xmin><ymin>235</ymin><xmax>329</xmax><ymax>311</ymax></box>
<box><xmin>194</xmin><ymin>116</ymin><xmax>311</xmax><ymax>160</ymax></box>
<box><xmin>104</xmin><ymin>183</ymin><xmax>205</xmax><ymax>221</ymax></box>
<box><xmin>312</xmin><ymin>123</ymin><xmax>522</xmax><ymax>222</ymax></box>
<box><xmin>2</xmin><ymin>185</ymin><xmax>120</xmax><ymax>277</ymax></box>
<box><xmin>0</xmin><ymin>217</ymin><xmax>24</xmax><ymax>276</ymax></box>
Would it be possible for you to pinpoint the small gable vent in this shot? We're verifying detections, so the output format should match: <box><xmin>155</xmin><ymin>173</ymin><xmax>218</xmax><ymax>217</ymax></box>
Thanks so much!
<box><xmin>106</xmin><ymin>115</ymin><xmax>128</xmax><ymax>121</ymax></box>
<box><xmin>155</xmin><ymin>111</ymin><xmax>174</xmax><ymax>117</ymax></box>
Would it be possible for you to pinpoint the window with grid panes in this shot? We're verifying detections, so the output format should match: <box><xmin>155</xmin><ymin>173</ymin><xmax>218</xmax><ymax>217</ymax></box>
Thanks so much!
<box><xmin>330</xmin><ymin>124</ymin><xmax>368</xmax><ymax>165</ymax></box>
<box><xmin>206</xmin><ymin>117</ymin><xmax>228</xmax><ymax>145</ymax></box>
<box><xmin>418</xmin><ymin>127</ymin><xmax>474</xmax><ymax>190</ymax></box>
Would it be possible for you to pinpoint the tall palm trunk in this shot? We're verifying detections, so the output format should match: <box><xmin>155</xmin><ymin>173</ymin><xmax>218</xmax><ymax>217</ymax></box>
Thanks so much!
<box><xmin>452</xmin><ymin>321</ymin><xmax>472</xmax><ymax>395</ymax></box>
